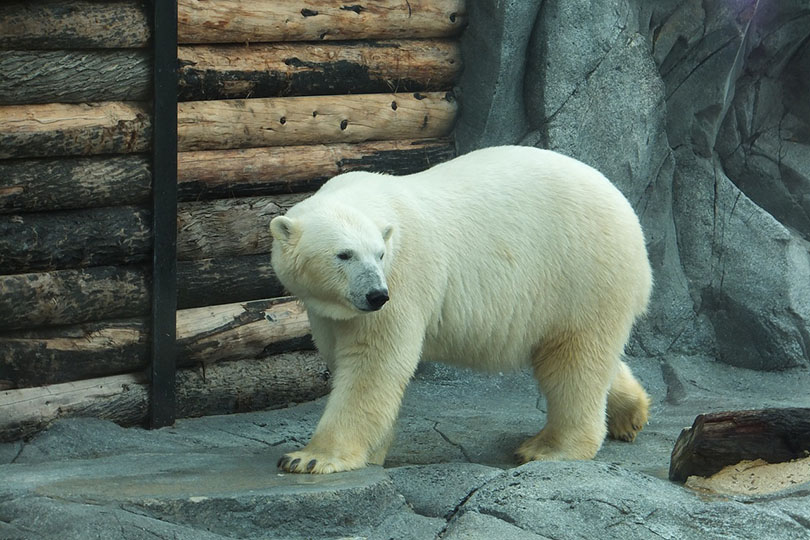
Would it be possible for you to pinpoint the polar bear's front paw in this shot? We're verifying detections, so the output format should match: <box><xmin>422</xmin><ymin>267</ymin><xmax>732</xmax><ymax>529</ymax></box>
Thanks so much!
<box><xmin>277</xmin><ymin>448</ymin><xmax>365</xmax><ymax>474</ymax></box>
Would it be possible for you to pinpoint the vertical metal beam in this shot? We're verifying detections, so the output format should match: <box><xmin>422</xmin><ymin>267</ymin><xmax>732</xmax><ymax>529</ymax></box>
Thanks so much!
<box><xmin>150</xmin><ymin>0</ymin><xmax>178</xmax><ymax>428</ymax></box>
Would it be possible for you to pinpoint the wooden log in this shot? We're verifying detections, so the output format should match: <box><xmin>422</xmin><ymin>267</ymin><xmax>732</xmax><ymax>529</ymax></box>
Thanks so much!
<box><xmin>0</xmin><ymin>254</ymin><xmax>286</xmax><ymax>330</ymax></box>
<box><xmin>669</xmin><ymin>408</ymin><xmax>810</xmax><ymax>482</ymax></box>
<box><xmin>178</xmin><ymin>139</ymin><xmax>456</xmax><ymax>200</ymax></box>
<box><xmin>178</xmin><ymin>254</ymin><xmax>285</xmax><ymax>309</ymax></box>
<box><xmin>0</xmin><ymin>0</ymin><xmax>464</xmax><ymax>49</ymax></box>
<box><xmin>176</xmin><ymin>194</ymin><xmax>306</xmax><ymax>260</ymax></box>
<box><xmin>177</xmin><ymin>0</ymin><xmax>466</xmax><ymax>44</ymax></box>
<box><xmin>0</xmin><ymin>1</ymin><xmax>150</xmax><ymax>49</ymax></box>
<box><xmin>0</xmin><ymin>41</ymin><xmax>459</xmax><ymax>106</ymax></box>
<box><xmin>0</xmin><ymin>297</ymin><xmax>311</xmax><ymax>388</ymax></box>
<box><xmin>0</xmin><ymin>93</ymin><xmax>454</xmax><ymax>158</ymax></box>
<box><xmin>0</xmin><ymin>139</ymin><xmax>453</xmax><ymax>213</ymax></box>
<box><xmin>177</xmin><ymin>39</ymin><xmax>461</xmax><ymax>101</ymax></box>
<box><xmin>0</xmin><ymin>205</ymin><xmax>153</xmax><ymax>273</ymax></box>
<box><xmin>177</xmin><ymin>91</ymin><xmax>457</xmax><ymax>151</ymax></box>
<box><xmin>175</xmin><ymin>297</ymin><xmax>311</xmax><ymax>365</ymax></box>
<box><xmin>0</xmin><ymin>101</ymin><xmax>151</xmax><ymax>159</ymax></box>
<box><xmin>0</xmin><ymin>155</ymin><xmax>151</xmax><ymax>214</ymax></box>
<box><xmin>0</xmin><ymin>50</ymin><xmax>151</xmax><ymax>105</ymax></box>
<box><xmin>0</xmin><ymin>265</ymin><xmax>151</xmax><ymax>330</ymax></box>
<box><xmin>0</xmin><ymin>319</ymin><xmax>149</xmax><ymax>389</ymax></box>
<box><xmin>0</xmin><ymin>350</ymin><xmax>328</xmax><ymax>442</ymax></box>
<box><xmin>0</xmin><ymin>194</ymin><xmax>302</xmax><ymax>274</ymax></box>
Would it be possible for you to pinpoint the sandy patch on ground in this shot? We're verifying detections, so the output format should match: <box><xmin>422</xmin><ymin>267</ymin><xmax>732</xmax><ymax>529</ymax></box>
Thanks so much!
<box><xmin>685</xmin><ymin>455</ymin><xmax>810</xmax><ymax>496</ymax></box>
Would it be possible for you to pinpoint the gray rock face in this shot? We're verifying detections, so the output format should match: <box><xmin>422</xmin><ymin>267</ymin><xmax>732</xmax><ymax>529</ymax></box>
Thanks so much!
<box><xmin>456</xmin><ymin>0</ymin><xmax>810</xmax><ymax>370</ymax></box>
<box><xmin>457</xmin><ymin>461</ymin><xmax>810</xmax><ymax>540</ymax></box>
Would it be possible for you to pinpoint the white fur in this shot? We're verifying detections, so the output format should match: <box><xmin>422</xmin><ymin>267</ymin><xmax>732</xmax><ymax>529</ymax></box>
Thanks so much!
<box><xmin>271</xmin><ymin>145</ymin><xmax>653</xmax><ymax>474</ymax></box>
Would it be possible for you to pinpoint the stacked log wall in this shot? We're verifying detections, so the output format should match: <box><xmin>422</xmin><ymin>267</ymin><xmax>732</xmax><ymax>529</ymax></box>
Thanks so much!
<box><xmin>0</xmin><ymin>0</ymin><xmax>464</xmax><ymax>440</ymax></box>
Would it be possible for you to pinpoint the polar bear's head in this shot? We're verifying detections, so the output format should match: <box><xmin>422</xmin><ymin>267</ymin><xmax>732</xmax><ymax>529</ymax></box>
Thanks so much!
<box><xmin>270</xmin><ymin>205</ymin><xmax>395</xmax><ymax>320</ymax></box>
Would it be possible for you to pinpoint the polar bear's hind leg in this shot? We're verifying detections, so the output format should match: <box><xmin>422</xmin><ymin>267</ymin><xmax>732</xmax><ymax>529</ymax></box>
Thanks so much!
<box><xmin>515</xmin><ymin>330</ymin><xmax>621</xmax><ymax>463</ymax></box>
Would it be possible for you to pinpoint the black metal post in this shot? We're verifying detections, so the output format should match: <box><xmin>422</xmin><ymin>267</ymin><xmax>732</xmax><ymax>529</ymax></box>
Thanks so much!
<box><xmin>150</xmin><ymin>0</ymin><xmax>178</xmax><ymax>428</ymax></box>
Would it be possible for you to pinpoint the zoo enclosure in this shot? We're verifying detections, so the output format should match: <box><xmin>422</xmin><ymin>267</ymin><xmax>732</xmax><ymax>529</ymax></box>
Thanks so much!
<box><xmin>0</xmin><ymin>0</ymin><xmax>465</xmax><ymax>440</ymax></box>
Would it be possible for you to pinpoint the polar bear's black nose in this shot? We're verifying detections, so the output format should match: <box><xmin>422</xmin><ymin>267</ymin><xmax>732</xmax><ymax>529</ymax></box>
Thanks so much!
<box><xmin>366</xmin><ymin>290</ymin><xmax>389</xmax><ymax>310</ymax></box>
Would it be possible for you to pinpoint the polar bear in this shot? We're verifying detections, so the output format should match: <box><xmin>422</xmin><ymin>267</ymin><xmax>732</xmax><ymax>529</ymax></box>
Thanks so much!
<box><xmin>270</xmin><ymin>145</ymin><xmax>652</xmax><ymax>474</ymax></box>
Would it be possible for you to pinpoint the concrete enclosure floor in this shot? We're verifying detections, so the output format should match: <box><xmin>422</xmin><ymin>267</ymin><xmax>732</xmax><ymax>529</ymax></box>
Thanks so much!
<box><xmin>2</xmin><ymin>356</ymin><xmax>809</xmax><ymax>539</ymax></box>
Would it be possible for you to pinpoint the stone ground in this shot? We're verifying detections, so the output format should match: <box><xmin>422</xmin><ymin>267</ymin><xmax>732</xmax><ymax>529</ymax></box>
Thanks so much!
<box><xmin>2</xmin><ymin>356</ymin><xmax>810</xmax><ymax>540</ymax></box>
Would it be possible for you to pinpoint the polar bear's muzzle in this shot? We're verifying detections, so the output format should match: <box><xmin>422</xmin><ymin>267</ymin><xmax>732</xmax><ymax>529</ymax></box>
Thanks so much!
<box><xmin>348</xmin><ymin>262</ymin><xmax>389</xmax><ymax>312</ymax></box>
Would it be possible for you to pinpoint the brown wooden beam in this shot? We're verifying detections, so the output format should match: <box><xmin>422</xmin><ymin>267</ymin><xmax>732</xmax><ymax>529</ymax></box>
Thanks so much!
<box><xmin>0</xmin><ymin>349</ymin><xmax>328</xmax><ymax>442</ymax></box>
<box><xmin>0</xmin><ymin>297</ymin><xmax>311</xmax><ymax>388</ymax></box>
<box><xmin>177</xmin><ymin>39</ymin><xmax>461</xmax><ymax>100</ymax></box>
<box><xmin>177</xmin><ymin>92</ymin><xmax>457</xmax><ymax>151</ymax></box>
<box><xmin>177</xmin><ymin>0</ymin><xmax>466</xmax><ymax>44</ymax></box>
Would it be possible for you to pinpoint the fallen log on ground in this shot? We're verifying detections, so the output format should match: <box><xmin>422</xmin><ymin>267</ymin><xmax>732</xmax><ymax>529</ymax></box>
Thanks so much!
<box><xmin>0</xmin><ymin>194</ymin><xmax>303</xmax><ymax>273</ymax></box>
<box><xmin>177</xmin><ymin>92</ymin><xmax>456</xmax><ymax>151</ymax></box>
<box><xmin>669</xmin><ymin>408</ymin><xmax>810</xmax><ymax>482</ymax></box>
<box><xmin>177</xmin><ymin>40</ymin><xmax>460</xmax><ymax>100</ymax></box>
<box><xmin>0</xmin><ymin>101</ymin><xmax>150</xmax><ymax>159</ymax></box>
<box><xmin>177</xmin><ymin>0</ymin><xmax>466</xmax><ymax>44</ymax></box>
<box><xmin>0</xmin><ymin>254</ymin><xmax>285</xmax><ymax>330</ymax></box>
<box><xmin>0</xmin><ymin>349</ymin><xmax>328</xmax><ymax>442</ymax></box>
<box><xmin>0</xmin><ymin>297</ymin><xmax>311</xmax><ymax>388</ymax></box>
<box><xmin>0</xmin><ymin>50</ymin><xmax>151</xmax><ymax>105</ymax></box>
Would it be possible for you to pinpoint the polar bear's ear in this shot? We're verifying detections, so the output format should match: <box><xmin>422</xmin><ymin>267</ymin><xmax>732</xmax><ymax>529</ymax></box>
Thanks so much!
<box><xmin>382</xmin><ymin>224</ymin><xmax>395</xmax><ymax>243</ymax></box>
<box><xmin>270</xmin><ymin>216</ymin><xmax>298</xmax><ymax>246</ymax></box>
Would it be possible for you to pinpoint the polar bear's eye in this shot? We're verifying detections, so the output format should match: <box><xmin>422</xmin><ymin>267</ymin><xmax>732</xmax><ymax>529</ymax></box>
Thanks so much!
<box><xmin>378</xmin><ymin>252</ymin><xmax>384</xmax><ymax>260</ymax></box>
<box><xmin>337</xmin><ymin>251</ymin><xmax>353</xmax><ymax>261</ymax></box>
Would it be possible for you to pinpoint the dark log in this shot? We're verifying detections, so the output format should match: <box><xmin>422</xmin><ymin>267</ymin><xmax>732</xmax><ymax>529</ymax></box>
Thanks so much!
<box><xmin>177</xmin><ymin>39</ymin><xmax>461</xmax><ymax>100</ymax></box>
<box><xmin>0</xmin><ymin>254</ymin><xmax>286</xmax><ymax>330</ymax></box>
<box><xmin>0</xmin><ymin>319</ymin><xmax>149</xmax><ymax>388</ymax></box>
<box><xmin>178</xmin><ymin>139</ymin><xmax>455</xmax><ymax>200</ymax></box>
<box><xmin>0</xmin><ymin>155</ymin><xmax>151</xmax><ymax>214</ymax></box>
<box><xmin>0</xmin><ymin>265</ymin><xmax>150</xmax><ymax>330</ymax></box>
<box><xmin>0</xmin><ymin>101</ymin><xmax>151</xmax><ymax>159</ymax></box>
<box><xmin>669</xmin><ymin>408</ymin><xmax>810</xmax><ymax>482</ymax></box>
<box><xmin>0</xmin><ymin>1</ymin><xmax>150</xmax><ymax>50</ymax></box>
<box><xmin>0</xmin><ymin>350</ymin><xmax>328</xmax><ymax>442</ymax></box>
<box><xmin>177</xmin><ymin>92</ymin><xmax>457</xmax><ymax>151</ymax></box>
<box><xmin>176</xmin><ymin>194</ymin><xmax>306</xmax><ymax>261</ymax></box>
<box><xmin>0</xmin><ymin>206</ymin><xmax>153</xmax><ymax>273</ymax></box>
<box><xmin>0</xmin><ymin>41</ymin><xmax>459</xmax><ymax>106</ymax></box>
<box><xmin>178</xmin><ymin>254</ymin><xmax>284</xmax><ymax>308</ymax></box>
<box><xmin>0</xmin><ymin>194</ymin><xmax>303</xmax><ymax>274</ymax></box>
<box><xmin>0</xmin><ymin>297</ymin><xmax>311</xmax><ymax>388</ymax></box>
<box><xmin>177</xmin><ymin>0</ymin><xmax>465</xmax><ymax>44</ymax></box>
<box><xmin>0</xmin><ymin>50</ymin><xmax>151</xmax><ymax>105</ymax></box>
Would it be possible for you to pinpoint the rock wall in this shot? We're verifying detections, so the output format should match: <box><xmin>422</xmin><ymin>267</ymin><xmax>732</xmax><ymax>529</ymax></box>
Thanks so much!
<box><xmin>455</xmin><ymin>0</ymin><xmax>810</xmax><ymax>371</ymax></box>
